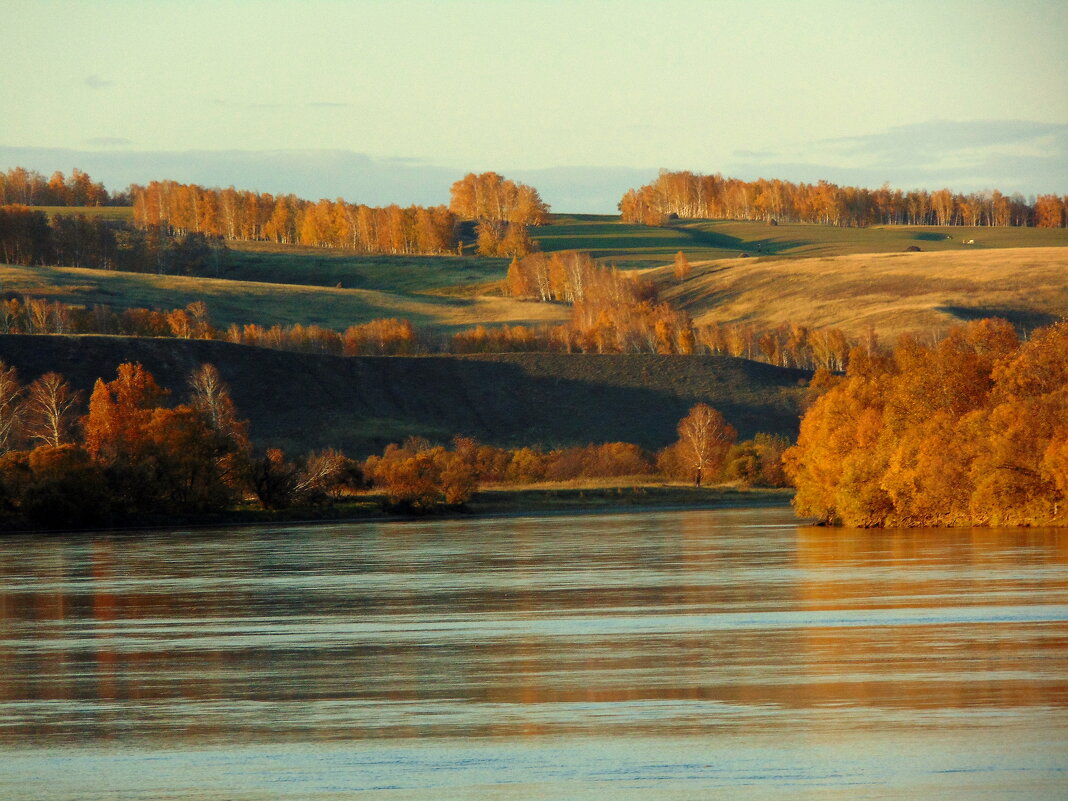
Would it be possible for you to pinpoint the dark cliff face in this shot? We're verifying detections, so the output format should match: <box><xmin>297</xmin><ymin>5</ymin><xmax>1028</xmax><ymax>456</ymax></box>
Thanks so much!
<box><xmin>0</xmin><ymin>335</ymin><xmax>808</xmax><ymax>456</ymax></box>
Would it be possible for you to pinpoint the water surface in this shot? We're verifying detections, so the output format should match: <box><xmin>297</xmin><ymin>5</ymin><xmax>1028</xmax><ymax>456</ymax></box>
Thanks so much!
<box><xmin>1</xmin><ymin>507</ymin><xmax>1066</xmax><ymax>799</ymax></box>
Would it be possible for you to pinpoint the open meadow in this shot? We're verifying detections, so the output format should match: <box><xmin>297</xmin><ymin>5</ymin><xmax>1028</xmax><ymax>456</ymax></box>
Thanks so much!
<box><xmin>534</xmin><ymin>214</ymin><xmax>1068</xmax><ymax>269</ymax></box>
<box><xmin>654</xmin><ymin>246</ymin><xmax>1068</xmax><ymax>340</ymax></box>
<box><xmin>0</xmin><ymin>262</ymin><xmax>568</xmax><ymax>332</ymax></box>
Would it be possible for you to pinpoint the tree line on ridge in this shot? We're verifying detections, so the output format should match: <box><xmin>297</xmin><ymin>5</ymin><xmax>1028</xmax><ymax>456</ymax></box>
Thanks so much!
<box><xmin>619</xmin><ymin>170</ymin><xmax>1068</xmax><ymax>228</ymax></box>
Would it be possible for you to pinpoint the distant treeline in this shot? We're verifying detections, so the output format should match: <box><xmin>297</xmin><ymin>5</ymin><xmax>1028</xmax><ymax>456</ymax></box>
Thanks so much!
<box><xmin>620</xmin><ymin>170</ymin><xmax>1068</xmax><ymax>228</ymax></box>
<box><xmin>0</xmin><ymin>205</ymin><xmax>225</xmax><ymax>274</ymax></box>
<box><xmin>3</xmin><ymin>167</ymin><xmax>551</xmax><ymax>257</ymax></box>
<box><xmin>130</xmin><ymin>172</ymin><xmax>549</xmax><ymax>257</ymax></box>
<box><xmin>0</xmin><ymin>167</ymin><xmax>127</xmax><ymax>207</ymax></box>
<box><xmin>132</xmin><ymin>181</ymin><xmax>460</xmax><ymax>255</ymax></box>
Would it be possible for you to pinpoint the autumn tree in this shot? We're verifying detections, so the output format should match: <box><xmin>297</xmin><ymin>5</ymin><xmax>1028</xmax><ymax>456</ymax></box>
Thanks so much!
<box><xmin>83</xmin><ymin>362</ymin><xmax>169</xmax><ymax>462</ymax></box>
<box><xmin>292</xmin><ymin>448</ymin><xmax>356</xmax><ymax>504</ymax></box>
<box><xmin>449</xmin><ymin>172</ymin><xmax>548</xmax><ymax>256</ymax></box>
<box><xmin>362</xmin><ymin>437</ymin><xmax>480</xmax><ymax>510</ymax></box>
<box><xmin>0</xmin><ymin>361</ymin><xmax>24</xmax><ymax>453</ymax></box>
<box><xmin>188</xmin><ymin>363</ymin><xmax>249</xmax><ymax>450</ymax></box>
<box><xmin>25</xmin><ymin>372</ymin><xmax>80</xmax><ymax>447</ymax></box>
<box><xmin>671</xmin><ymin>403</ymin><xmax>737</xmax><ymax>486</ymax></box>
<box><xmin>785</xmin><ymin>319</ymin><xmax>1068</xmax><ymax>527</ymax></box>
<box><xmin>673</xmin><ymin>250</ymin><xmax>692</xmax><ymax>281</ymax></box>
<box><xmin>81</xmin><ymin>362</ymin><xmax>247</xmax><ymax>516</ymax></box>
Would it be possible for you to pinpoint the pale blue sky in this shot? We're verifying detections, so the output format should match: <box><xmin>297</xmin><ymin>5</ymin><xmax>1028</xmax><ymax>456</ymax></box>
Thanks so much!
<box><xmin>2</xmin><ymin>0</ymin><xmax>1066</xmax><ymax>210</ymax></box>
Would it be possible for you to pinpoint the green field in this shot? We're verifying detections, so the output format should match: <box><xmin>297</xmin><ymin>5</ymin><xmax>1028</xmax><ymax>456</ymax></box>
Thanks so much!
<box><xmin>0</xmin><ymin>263</ymin><xmax>567</xmax><ymax>332</ymax></box>
<box><xmin>221</xmin><ymin>241</ymin><xmax>509</xmax><ymax>294</ymax></box>
<box><xmin>34</xmin><ymin>205</ymin><xmax>134</xmax><ymax>222</ymax></box>
<box><xmin>5</xmin><ymin>210</ymin><xmax>1068</xmax><ymax>341</ymax></box>
<box><xmin>3</xmin><ymin>208</ymin><xmax>1067</xmax><ymax>458</ymax></box>
<box><xmin>535</xmin><ymin>214</ymin><xmax>1068</xmax><ymax>269</ymax></box>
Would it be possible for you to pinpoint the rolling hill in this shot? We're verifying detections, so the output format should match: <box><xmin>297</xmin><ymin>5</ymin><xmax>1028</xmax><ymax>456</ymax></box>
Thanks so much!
<box><xmin>534</xmin><ymin>215</ymin><xmax>1068</xmax><ymax>269</ymax></box>
<box><xmin>6</xmin><ymin>212</ymin><xmax>1066</xmax><ymax>460</ymax></box>
<box><xmin>0</xmin><ymin>263</ymin><xmax>568</xmax><ymax>332</ymax></box>
<box><xmin>654</xmin><ymin>246</ymin><xmax>1068</xmax><ymax>340</ymax></box>
<box><xmin>0</xmin><ymin>335</ymin><xmax>809</xmax><ymax>456</ymax></box>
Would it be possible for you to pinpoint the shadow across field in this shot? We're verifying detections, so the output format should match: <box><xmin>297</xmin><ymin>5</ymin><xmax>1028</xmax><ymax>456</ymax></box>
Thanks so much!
<box><xmin>0</xmin><ymin>336</ymin><xmax>810</xmax><ymax>456</ymax></box>
<box><xmin>676</xmin><ymin>224</ymin><xmax>810</xmax><ymax>256</ymax></box>
<box><xmin>936</xmin><ymin>305</ymin><xmax>1061</xmax><ymax>330</ymax></box>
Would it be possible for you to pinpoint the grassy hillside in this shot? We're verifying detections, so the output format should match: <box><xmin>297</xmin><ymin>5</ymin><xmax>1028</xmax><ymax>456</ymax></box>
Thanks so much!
<box><xmin>0</xmin><ymin>335</ymin><xmax>809</xmax><ymax>456</ymax></box>
<box><xmin>14</xmin><ymin>209</ymin><xmax>1068</xmax><ymax>344</ymax></box>
<box><xmin>535</xmin><ymin>215</ymin><xmax>1068</xmax><ymax>269</ymax></box>
<box><xmin>220</xmin><ymin>241</ymin><xmax>510</xmax><ymax>294</ymax></box>
<box><xmin>0</xmin><ymin>263</ymin><xmax>567</xmax><ymax>332</ymax></box>
<box><xmin>656</xmin><ymin>247</ymin><xmax>1068</xmax><ymax>339</ymax></box>
<box><xmin>33</xmin><ymin>205</ymin><xmax>134</xmax><ymax>222</ymax></box>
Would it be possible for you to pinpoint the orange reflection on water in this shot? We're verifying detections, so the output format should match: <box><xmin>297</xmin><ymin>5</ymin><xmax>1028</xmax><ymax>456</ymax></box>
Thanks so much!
<box><xmin>792</xmin><ymin>525</ymin><xmax>1068</xmax><ymax>713</ymax></box>
<box><xmin>0</xmin><ymin>515</ymin><xmax>1066</xmax><ymax>744</ymax></box>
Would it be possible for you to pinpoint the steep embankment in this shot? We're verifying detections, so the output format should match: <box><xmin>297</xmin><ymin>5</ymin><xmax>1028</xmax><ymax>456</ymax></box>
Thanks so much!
<box><xmin>0</xmin><ymin>335</ymin><xmax>808</xmax><ymax>456</ymax></box>
<box><xmin>657</xmin><ymin>247</ymin><xmax>1068</xmax><ymax>340</ymax></box>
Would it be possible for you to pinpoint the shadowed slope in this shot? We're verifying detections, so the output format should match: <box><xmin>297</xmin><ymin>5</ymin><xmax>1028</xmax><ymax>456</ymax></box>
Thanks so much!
<box><xmin>0</xmin><ymin>336</ymin><xmax>808</xmax><ymax>456</ymax></box>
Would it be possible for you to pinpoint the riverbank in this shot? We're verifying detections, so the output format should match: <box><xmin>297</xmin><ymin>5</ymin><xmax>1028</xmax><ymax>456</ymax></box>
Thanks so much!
<box><xmin>3</xmin><ymin>483</ymin><xmax>794</xmax><ymax>534</ymax></box>
<box><xmin>466</xmin><ymin>483</ymin><xmax>793</xmax><ymax>516</ymax></box>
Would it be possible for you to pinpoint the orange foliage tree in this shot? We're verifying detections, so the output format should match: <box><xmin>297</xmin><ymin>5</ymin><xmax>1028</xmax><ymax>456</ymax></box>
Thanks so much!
<box><xmin>132</xmin><ymin>181</ymin><xmax>457</xmax><ymax>254</ymax></box>
<box><xmin>785</xmin><ymin>318</ymin><xmax>1068</xmax><ymax>526</ymax></box>
<box><xmin>82</xmin><ymin>362</ymin><xmax>247</xmax><ymax>515</ymax></box>
<box><xmin>620</xmin><ymin>169</ymin><xmax>1052</xmax><ymax>228</ymax></box>
<box><xmin>362</xmin><ymin>436</ymin><xmax>479</xmax><ymax>510</ymax></box>
<box><xmin>449</xmin><ymin>172</ymin><xmax>549</xmax><ymax>256</ymax></box>
<box><xmin>661</xmin><ymin>403</ymin><xmax>738</xmax><ymax>486</ymax></box>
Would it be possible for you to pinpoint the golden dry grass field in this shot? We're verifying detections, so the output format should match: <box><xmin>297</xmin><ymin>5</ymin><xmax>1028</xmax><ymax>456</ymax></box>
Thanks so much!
<box><xmin>653</xmin><ymin>246</ymin><xmax>1068</xmax><ymax>340</ymax></box>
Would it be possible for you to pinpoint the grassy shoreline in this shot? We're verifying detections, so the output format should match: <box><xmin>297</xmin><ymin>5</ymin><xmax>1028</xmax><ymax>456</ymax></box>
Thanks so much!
<box><xmin>2</xmin><ymin>484</ymin><xmax>795</xmax><ymax>536</ymax></box>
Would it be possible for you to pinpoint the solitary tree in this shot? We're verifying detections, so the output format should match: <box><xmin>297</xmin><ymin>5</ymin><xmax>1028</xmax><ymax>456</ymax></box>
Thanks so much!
<box><xmin>25</xmin><ymin>372</ymin><xmax>80</xmax><ymax>447</ymax></box>
<box><xmin>675</xmin><ymin>403</ymin><xmax>737</xmax><ymax>487</ymax></box>
<box><xmin>673</xmin><ymin>250</ymin><xmax>692</xmax><ymax>281</ymax></box>
<box><xmin>188</xmin><ymin>363</ymin><xmax>248</xmax><ymax>449</ymax></box>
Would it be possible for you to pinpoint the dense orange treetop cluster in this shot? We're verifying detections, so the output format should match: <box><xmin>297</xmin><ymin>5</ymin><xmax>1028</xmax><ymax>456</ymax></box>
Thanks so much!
<box><xmin>449</xmin><ymin>172</ymin><xmax>549</xmax><ymax>257</ymax></box>
<box><xmin>0</xmin><ymin>360</ymin><xmax>362</xmax><ymax>527</ymax></box>
<box><xmin>132</xmin><ymin>181</ymin><xmax>458</xmax><ymax>255</ymax></box>
<box><xmin>620</xmin><ymin>170</ymin><xmax>1068</xmax><ymax>228</ymax></box>
<box><xmin>785</xmin><ymin>319</ymin><xmax>1068</xmax><ymax>527</ymax></box>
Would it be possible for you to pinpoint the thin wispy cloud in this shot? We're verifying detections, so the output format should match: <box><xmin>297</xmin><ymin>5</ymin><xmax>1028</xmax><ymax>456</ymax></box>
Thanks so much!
<box><xmin>84</xmin><ymin>75</ymin><xmax>114</xmax><ymax>89</ymax></box>
<box><xmin>209</xmin><ymin>99</ymin><xmax>283</xmax><ymax>109</ymax></box>
<box><xmin>820</xmin><ymin>119</ymin><xmax>1067</xmax><ymax>165</ymax></box>
<box><xmin>729</xmin><ymin>119</ymin><xmax>1068</xmax><ymax>194</ymax></box>
<box><xmin>306</xmin><ymin>101</ymin><xmax>349</xmax><ymax>108</ymax></box>
<box><xmin>83</xmin><ymin>137</ymin><xmax>132</xmax><ymax>147</ymax></box>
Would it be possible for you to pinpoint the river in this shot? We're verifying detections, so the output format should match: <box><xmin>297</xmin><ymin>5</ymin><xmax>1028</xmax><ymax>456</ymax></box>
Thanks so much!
<box><xmin>1</xmin><ymin>506</ymin><xmax>1066</xmax><ymax>799</ymax></box>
